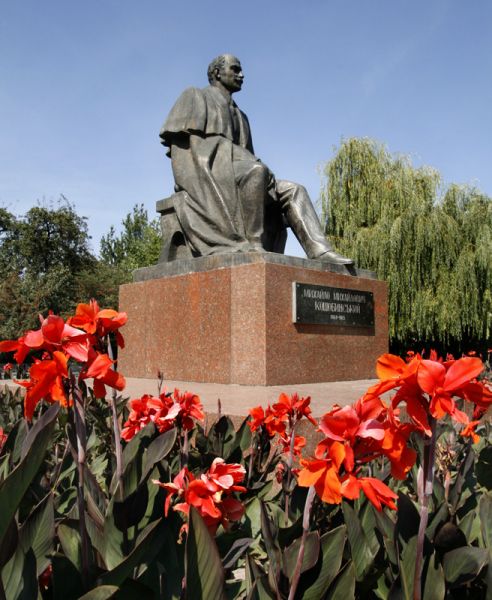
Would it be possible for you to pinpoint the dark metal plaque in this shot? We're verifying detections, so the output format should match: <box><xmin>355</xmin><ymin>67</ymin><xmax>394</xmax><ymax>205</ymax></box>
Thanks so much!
<box><xmin>292</xmin><ymin>282</ymin><xmax>374</xmax><ymax>327</ymax></box>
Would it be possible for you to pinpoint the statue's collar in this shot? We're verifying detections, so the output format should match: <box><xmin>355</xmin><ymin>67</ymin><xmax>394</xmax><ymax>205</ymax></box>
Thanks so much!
<box><xmin>208</xmin><ymin>85</ymin><xmax>237</xmax><ymax>106</ymax></box>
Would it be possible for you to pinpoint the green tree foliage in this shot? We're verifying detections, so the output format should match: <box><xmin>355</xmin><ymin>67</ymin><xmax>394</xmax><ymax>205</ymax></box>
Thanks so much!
<box><xmin>321</xmin><ymin>138</ymin><xmax>492</xmax><ymax>352</ymax></box>
<box><xmin>0</xmin><ymin>198</ymin><xmax>96</xmax><ymax>338</ymax></box>
<box><xmin>0</xmin><ymin>200</ymin><xmax>163</xmax><ymax>338</ymax></box>
<box><xmin>100</xmin><ymin>204</ymin><xmax>162</xmax><ymax>276</ymax></box>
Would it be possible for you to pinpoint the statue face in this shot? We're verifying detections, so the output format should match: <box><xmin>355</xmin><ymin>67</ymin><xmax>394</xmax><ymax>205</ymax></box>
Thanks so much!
<box><xmin>216</xmin><ymin>55</ymin><xmax>243</xmax><ymax>93</ymax></box>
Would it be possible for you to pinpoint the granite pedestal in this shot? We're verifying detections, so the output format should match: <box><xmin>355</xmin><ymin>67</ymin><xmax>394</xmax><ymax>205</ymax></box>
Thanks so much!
<box><xmin>118</xmin><ymin>253</ymin><xmax>388</xmax><ymax>386</ymax></box>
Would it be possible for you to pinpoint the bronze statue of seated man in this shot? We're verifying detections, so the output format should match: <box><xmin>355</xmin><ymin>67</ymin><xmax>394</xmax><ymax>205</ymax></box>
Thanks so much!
<box><xmin>160</xmin><ymin>54</ymin><xmax>353</xmax><ymax>266</ymax></box>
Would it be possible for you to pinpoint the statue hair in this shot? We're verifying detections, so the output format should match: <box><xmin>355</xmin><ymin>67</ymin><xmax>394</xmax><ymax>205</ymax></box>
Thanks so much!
<box><xmin>207</xmin><ymin>55</ymin><xmax>228</xmax><ymax>83</ymax></box>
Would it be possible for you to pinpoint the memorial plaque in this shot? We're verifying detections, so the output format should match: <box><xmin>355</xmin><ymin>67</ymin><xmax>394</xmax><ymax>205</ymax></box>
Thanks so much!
<box><xmin>292</xmin><ymin>282</ymin><xmax>374</xmax><ymax>327</ymax></box>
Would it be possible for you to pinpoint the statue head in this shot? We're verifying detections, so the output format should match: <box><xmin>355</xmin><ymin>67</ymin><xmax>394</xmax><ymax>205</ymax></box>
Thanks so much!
<box><xmin>207</xmin><ymin>54</ymin><xmax>243</xmax><ymax>94</ymax></box>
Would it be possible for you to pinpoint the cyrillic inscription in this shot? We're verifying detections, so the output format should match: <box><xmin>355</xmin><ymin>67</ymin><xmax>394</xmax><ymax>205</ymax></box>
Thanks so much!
<box><xmin>292</xmin><ymin>282</ymin><xmax>375</xmax><ymax>327</ymax></box>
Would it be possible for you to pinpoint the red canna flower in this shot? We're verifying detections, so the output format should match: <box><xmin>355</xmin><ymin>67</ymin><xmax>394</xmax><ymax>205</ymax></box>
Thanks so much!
<box><xmin>121</xmin><ymin>394</ymin><xmax>156</xmax><ymax>440</ymax></box>
<box><xmin>341</xmin><ymin>474</ymin><xmax>398</xmax><ymax>511</ymax></box>
<box><xmin>171</xmin><ymin>389</ymin><xmax>204</xmax><ymax>430</ymax></box>
<box><xmin>121</xmin><ymin>389</ymin><xmax>204</xmax><ymax>441</ymax></box>
<box><xmin>297</xmin><ymin>441</ymin><xmax>345</xmax><ymax>504</ymax></box>
<box><xmin>154</xmin><ymin>467</ymin><xmax>194</xmax><ymax>516</ymax></box>
<box><xmin>315</xmin><ymin>401</ymin><xmax>386</xmax><ymax>472</ymax></box>
<box><xmin>278</xmin><ymin>434</ymin><xmax>306</xmax><ymax>457</ymax></box>
<box><xmin>23</xmin><ymin>314</ymin><xmax>89</xmax><ymax>363</ymax></box>
<box><xmin>220</xmin><ymin>495</ymin><xmax>245</xmax><ymax>526</ymax></box>
<box><xmin>405</xmin><ymin>350</ymin><xmax>415</xmax><ymax>363</ymax></box>
<box><xmin>271</xmin><ymin>393</ymin><xmax>317</xmax><ymax>426</ymax></box>
<box><xmin>184</xmin><ymin>479</ymin><xmax>223</xmax><ymax>523</ymax></box>
<box><xmin>318</xmin><ymin>403</ymin><xmax>385</xmax><ymax>445</ymax></box>
<box><xmin>367</xmin><ymin>353</ymin><xmax>421</xmax><ymax>398</ymax></box>
<box><xmin>154</xmin><ymin>462</ymin><xmax>245</xmax><ymax>535</ymax></box>
<box><xmin>417</xmin><ymin>357</ymin><xmax>484</xmax><ymax>422</ymax></box>
<box><xmin>0</xmin><ymin>427</ymin><xmax>7</xmax><ymax>452</ymax></box>
<box><xmin>38</xmin><ymin>564</ymin><xmax>53</xmax><ymax>591</ymax></box>
<box><xmin>68</xmin><ymin>299</ymin><xmax>127</xmax><ymax>348</ymax></box>
<box><xmin>0</xmin><ymin>336</ymin><xmax>31</xmax><ymax>364</ymax></box>
<box><xmin>81</xmin><ymin>352</ymin><xmax>125</xmax><ymax>398</ymax></box>
<box><xmin>379</xmin><ymin>408</ymin><xmax>417</xmax><ymax>479</ymax></box>
<box><xmin>201</xmin><ymin>458</ymin><xmax>246</xmax><ymax>493</ymax></box>
<box><xmin>461</xmin><ymin>420</ymin><xmax>481</xmax><ymax>444</ymax></box>
<box><xmin>18</xmin><ymin>351</ymin><xmax>69</xmax><ymax>420</ymax></box>
<box><xmin>248</xmin><ymin>405</ymin><xmax>267</xmax><ymax>433</ymax></box>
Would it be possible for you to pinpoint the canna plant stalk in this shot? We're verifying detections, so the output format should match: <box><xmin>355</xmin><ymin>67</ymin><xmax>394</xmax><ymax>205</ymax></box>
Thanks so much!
<box><xmin>70</xmin><ymin>375</ymin><xmax>91</xmax><ymax>586</ymax></box>
<box><xmin>284</xmin><ymin>421</ymin><xmax>298</xmax><ymax>525</ymax></box>
<box><xmin>108</xmin><ymin>338</ymin><xmax>124</xmax><ymax>498</ymax></box>
<box><xmin>288</xmin><ymin>485</ymin><xmax>316</xmax><ymax>600</ymax></box>
<box><xmin>413</xmin><ymin>416</ymin><xmax>436</xmax><ymax>600</ymax></box>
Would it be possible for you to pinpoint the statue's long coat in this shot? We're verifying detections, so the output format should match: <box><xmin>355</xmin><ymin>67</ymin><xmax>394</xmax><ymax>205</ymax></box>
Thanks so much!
<box><xmin>160</xmin><ymin>85</ymin><xmax>264</xmax><ymax>255</ymax></box>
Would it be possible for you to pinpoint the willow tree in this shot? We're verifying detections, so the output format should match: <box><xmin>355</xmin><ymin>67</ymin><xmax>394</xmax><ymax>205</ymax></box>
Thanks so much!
<box><xmin>321</xmin><ymin>138</ymin><xmax>492</xmax><ymax>352</ymax></box>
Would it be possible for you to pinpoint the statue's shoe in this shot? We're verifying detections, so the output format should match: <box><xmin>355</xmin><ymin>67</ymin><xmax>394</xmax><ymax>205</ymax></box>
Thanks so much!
<box><xmin>316</xmin><ymin>250</ymin><xmax>354</xmax><ymax>266</ymax></box>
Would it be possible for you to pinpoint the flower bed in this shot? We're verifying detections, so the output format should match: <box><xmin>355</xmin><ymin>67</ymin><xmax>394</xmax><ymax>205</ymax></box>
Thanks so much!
<box><xmin>0</xmin><ymin>301</ymin><xmax>491</xmax><ymax>599</ymax></box>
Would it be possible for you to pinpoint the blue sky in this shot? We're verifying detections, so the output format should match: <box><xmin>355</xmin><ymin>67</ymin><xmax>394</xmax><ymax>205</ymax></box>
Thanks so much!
<box><xmin>1</xmin><ymin>1</ymin><xmax>491</xmax><ymax>257</ymax></box>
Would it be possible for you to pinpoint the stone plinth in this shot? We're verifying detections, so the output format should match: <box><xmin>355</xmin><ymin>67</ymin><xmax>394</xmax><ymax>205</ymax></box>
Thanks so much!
<box><xmin>118</xmin><ymin>253</ymin><xmax>388</xmax><ymax>386</ymax></box>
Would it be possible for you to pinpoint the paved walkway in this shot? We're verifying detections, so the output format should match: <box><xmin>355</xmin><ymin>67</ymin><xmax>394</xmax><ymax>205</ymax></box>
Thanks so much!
<box><xmin>122</xmin><ymin>377</ymin><xmax>377</xmax><ymax>417</ymax></box>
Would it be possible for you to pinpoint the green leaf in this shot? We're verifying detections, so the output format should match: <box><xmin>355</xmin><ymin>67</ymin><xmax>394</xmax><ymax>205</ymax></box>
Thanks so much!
<box><xmin>442</xmin><ymin>546</ymin><xmax>489</xmax><ymax>585</ymax></box>
<box><xmin>342</xmin><ymin>501</ymin><xmax>376</xmax><ymax>581</ymax></box>
<box><xmin>84</xmin><ymin>465</ymin><xmax>107</xmax><ymax>526</ymax></box>
<box><xmin>373</xmin><ymin>507</ymin><xmax>398</xmax><ymax>566</ymax></box>
<box><xmin>373</xmin><ymin>573</ymin><xmax>391</xmax><ymax>599</ymax></box>
<box><xmin>85</xmin><ymin>513</ymin><xmax>106</xmax><ymax>567</ymax></box>
<box><xmin>457</xmin><ymin>509</ymin><xmax>482</xmax><ymax>546</ymax></box>
<box><xmin>244</xmin><ymin>498</ymin><xmax>262</xmax><ymax>539</ymax></box>
<box><xmin>423</xmin><ymin>553</ymin><xmax>445</xmax><ymax>600</ymax></box>
<box><xmin>302</xmin><ymin>525</ymin><xmax>346</xmax><ymax>600</ymax></box>
<box><xmin>255</xmin><ymin>576</ymin><xmax>275</xmax><ymax>599</ymax></box>
<box><xmin>235</xmin><ymin>417</ymin><xmax>253</xmax><ymax>453</ymax></box>
<box><xmin>399</xmin><ymin>535</ymin><xmax>417</xmax><ymax>600</ymax></box>
<box><xmin>58</xmin><ymin>521</ymin><xmax>82</xmax><ymax>572</ymax></box>
<box><xmin>0</xmin><ymin>403</ymin><xmax>59</xmax><ymax>546</ymax></box>
<box><xmin>100</xmin><ymin>499</ymin><xmax>124</xmax><ymax>570</ymax></box>
<box><xmin>476</xmin><ymin>446</ymin><xmax>492</xmax><ymax>490</ymax></box>
<box><xmin>326</xmin><ymin>560</ymin><xmax>355</xmax><ymax>600</ymax></box>
<box><xmin>0</xmin><ymin>455</ymin><xmax>9</xmax><ymax>483</ymax></box>
<box><xmin>0</xmin><ymin>519</ymin><xmax>18</xmax><ymax>569</ymax></box>
<box><xmin>282</xmin><ymin>531</ymin><xmax>320</xmax><ymax>581</ymax></box>
<box><xmin>260</xmin><ymin>502</ymin><xmax>282</xmax><ymax>595</ymax></box>
<box><xmin>141</xmin><ymin>427</ymin><xmax>176</xmax><ymax>483</ymax></box>
<box><xmin>360</xmin><ymin>501</ymin><xmax>381</xmax><ymax>556</ymax></box>
<box><xmin>78</xmin><ymin>585</ymin><xmax>119</xmax><ymax>600</ymax></box>
<box><xmin>122</xmin><ymin>422</ymin><xmax>155</xmax><ymax>470</ymax></box>
<box><xmin>2</xmin><ymin>419</ymin><xmax>28</xmax><ymax>466</ymax></box>
<box><xmin>426</xmin><ymin>503</ymin><xmax>449</xmax><ymax>540</ymax></box>
<box><xmin>185</xmin><ymin>506</ymin><xmax>225</xmax><ymax>600</ymax></box>
<box><xmin>209</xmin><ymin>416</ymin><xmax>236</xmax><ymax>455</ymax></box>
<box><xmin>1</xmin><ymin>547</ymin><xmax>37</xmax><ymax>600</ymax></box>
<box><xmin>396</xmin><ymin>493</ymin><xmax>420</xmax><ymax>543</ymax></box>
<box><xmin>19</xmin><ymin>493</ymin><xmax>54</xmax><ymax>576</ymax></box>
<box><xmin>98</xmin><ymin>518</ymin><xmax>164</xmax><ymax>587</ymax></box>
<box><xmin>479</xmin><ymin>491</ymin><xmax>492</xmax><ymax>548</ymax></box>
<box><xmin>276</xmin><ymin>516</ymin><xmax>303</xmax><ymax>548</ymax></box>
<box><xmin>113</xmin><ymin>481</ymin><xmax>149</xmax><ymax>531</ymax></box>
<box><xmin>110</xmin><ymin>423</ymin><xmax>155</xmax><ymax>495</ymax></box>
<box><xmin>51</xmin><ymin>554</ymin><xmax>84</xmax><ymax>600</ymax></box>
<box><xmin>245</xmin><ymin>553</ymin><xmax>261</xmax><ymax>598</ymax></box>
<box><xmin>222</xmin><ymin>537</ymin><xmax>255</xmax><ymax>570</ymax></box>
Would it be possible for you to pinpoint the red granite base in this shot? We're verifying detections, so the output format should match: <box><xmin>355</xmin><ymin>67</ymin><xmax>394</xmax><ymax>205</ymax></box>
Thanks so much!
<box><xmin>118</xmin><ymin>257</ymin><xmax>388</xmax><ymax>386</ymax></box>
